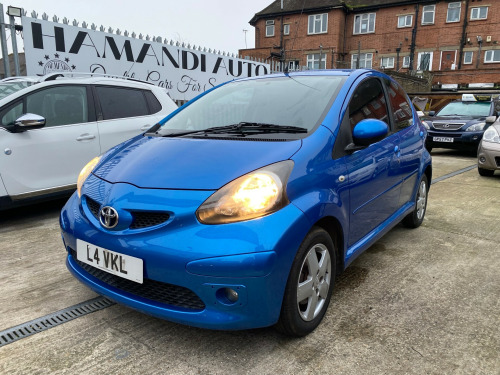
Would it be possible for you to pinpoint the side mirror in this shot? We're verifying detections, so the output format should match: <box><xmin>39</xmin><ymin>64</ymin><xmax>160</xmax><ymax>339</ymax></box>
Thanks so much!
<box><xmin>13</xmin><ymin>113</ymin><xmax>46</xmax><ymax>132</ymax></box>
<box><xmin>428</xmin><ymin>111</ymin><xmax>435</xmax><ymax>117</ymax></box>
<box><xmin>345</xmin><ymin>119</ymin><xmax>389</xmax><ymax>153</ymax></box>
<box><xmin>485</xmin><ymin>116</ymin><xmax>497</xmax><ymax>124</ymax></box>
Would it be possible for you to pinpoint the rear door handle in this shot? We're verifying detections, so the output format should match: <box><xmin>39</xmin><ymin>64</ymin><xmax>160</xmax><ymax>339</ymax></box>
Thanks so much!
<box><xmin>140</xmin><ymin>125</ymin><xmax>152</xmax><ymax>132</ymax></box>
<box><xmin>76</xmin><ymin>134</ymin><xmax>96</xmax><ymax>141</ymax></box>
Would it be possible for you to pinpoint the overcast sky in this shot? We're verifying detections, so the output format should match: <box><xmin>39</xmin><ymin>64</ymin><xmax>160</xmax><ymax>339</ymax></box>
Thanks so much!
<box><xmin>14</xmin><ymin>0</ymin><xmax>273</xmax><ymax>54</ymax></box>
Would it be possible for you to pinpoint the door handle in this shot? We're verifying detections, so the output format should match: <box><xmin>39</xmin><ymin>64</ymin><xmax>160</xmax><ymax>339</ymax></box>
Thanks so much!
<box><xmin>76</xmin><ymin>134</ymin><xmax>96</xmax><ymax>141</ymax></box>
<box><xmin>140</xmin><ymin>125</ymin><xmax>152</xmax><ymax>131</ymax></box>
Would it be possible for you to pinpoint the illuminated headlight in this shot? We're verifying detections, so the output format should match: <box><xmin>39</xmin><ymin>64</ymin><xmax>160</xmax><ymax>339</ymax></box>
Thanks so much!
<box><xmin>196</xmin><ymin>160</ymin><xmax>294</xmax><ymax>224</ymax></box>
<box><xmin>77</xmin><ymin>156</ymin><xmax>101</xmax><ymax>197</ymax></box>
<box><xmin>483</xmin><ymin>126</ymin><xmax>500</xmax><ymax>143</ymax></box>
<box><xmin>466</xmin><ymin>122</ymin><xmax>486</xmax><ymax>132</ymax></box>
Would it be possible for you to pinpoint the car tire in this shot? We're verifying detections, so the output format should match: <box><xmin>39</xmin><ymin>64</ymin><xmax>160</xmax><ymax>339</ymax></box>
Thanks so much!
<box><xmin>478</xmin><ymin>167</ymin><xmax>494</xmax><ymax>177</ymax></box>
<box><xmin>426</xmin><ymin>145</ymin><xmax>433</xmax><ymax>153</ymax></box>
<box><xmin>402</xmin><ymin>174</ymin><xmax>429</xmax><ymax>229</ymax></box>
<box><xmin>275</xmin><ymin>227</ymin><xmax>336</xmax><ymax>337</ymax></box>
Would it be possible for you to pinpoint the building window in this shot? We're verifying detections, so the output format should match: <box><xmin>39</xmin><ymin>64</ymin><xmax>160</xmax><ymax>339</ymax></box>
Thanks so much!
<box><xmin>422</xmin><ymin>5</ymin><xmax>435</xmax><ymax>25</ymax></box>
<box><xmin>266</xmin><ymin>20</ymin><xmax>275</xmax><ymax>37</ymax></box>
<box><xmin>417</xmin><ymin>52</ymin><xmax>433</xmax><ymax>71</ymax></box>
<box><xmin>470</xmin><ymin>7</ymin><xmax>488</xmax><ymax>20</ymax></box>
<box><xmin>283</xmin><ymin>24</ymin><xmax>290</xmax><ymax>35</ymax></box>
<box><xmin>398</xmin><ymin>15</ymin><xmax>413</xmax><ymax>28</ymax></box>
<box><xmin>288</xmin><ymin>60</ymin><xmax>300</xmax><ymax>71</ymax></box>
<box><xmin>463</xmin><ymin>51</ymin><xmax>473</xmax><ymax>65</ymax></box>
<box><xmin>351</xmin><ymin>53</ymin><xmax>373</xmax><ymax>69</ymax></box>
<box><xmin>380</xmin><ymin>57</ymin><xmax>395</xmax><ymax>69</ymax></box>
<box><xmin>307</xmin><ymin>53</ymin><xmax>326</xmax><ymax>69</ymax></box>
<box><xmin>354</xmin><ymin>13</ymin><xmax>376</xmax><ymax>34</ymax></box>
<box><xmin>308</xmin><ymin>14</ymin><xmax>328</xmax><ymax>35</ymax></box>
<box><xmin>402</xmin><ymin>56</ymin><xmax>410</xmax><ymax>68</ymax></box>
<box><xmin>485</xmin><ymin>50</ymin><xmax>500</xmax><ymax>63</ymax></box>
<box><xmin>446</xmin><ymin>2</ymin><xmax>461</xmax><ymax>23</ymax></box>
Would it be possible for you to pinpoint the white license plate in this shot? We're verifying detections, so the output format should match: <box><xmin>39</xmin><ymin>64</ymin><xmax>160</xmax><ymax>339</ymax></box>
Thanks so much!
<box><xmin>433</xmin><ymin>137</ymin><xmax>454</xmax><ymax>143</ymax></box>
<box><xmin>76</xmin><ymin>239</ymin><xmax>143</xmax><ymax>283</ymax></box>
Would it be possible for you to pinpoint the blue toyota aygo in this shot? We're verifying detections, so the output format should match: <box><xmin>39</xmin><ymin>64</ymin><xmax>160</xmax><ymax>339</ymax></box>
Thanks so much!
<box><xmin>60</xmin><ymin>70</ymin><xmax>432</xmax><ymax>337</ymax></box>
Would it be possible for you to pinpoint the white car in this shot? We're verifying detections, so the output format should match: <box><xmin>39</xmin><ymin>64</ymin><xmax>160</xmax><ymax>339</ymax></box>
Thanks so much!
<box><xmin>0</xmin><ymin>74</ymin><xmax>178</xmax><ymax>210</ymax></box>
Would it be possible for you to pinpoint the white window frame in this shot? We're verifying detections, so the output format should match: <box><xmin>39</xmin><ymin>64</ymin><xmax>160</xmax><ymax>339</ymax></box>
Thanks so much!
<box><xmin>485</xmin><ymin>50</ymin><xmax>500</xmax><ymax>63</ymax></box>
<box><xmin>398</xmin><ymin>14</ymin><xmax>413</xmax><ymax>28</ymax></box>
<box><xmin>446</xmin><ymin>2</ymin><xmax>461</xmax><ymax>23</ymax></box>
<box><xmin>308</xmin><ymin>13</ymin><xmax>328</xmax><ymax>35</ymax></box>
<box><xmin>422</xmin><ymin>5</ymin><xmax>435</xmax><ymax>25</ymax></box>
<box><xmin>265</xmin><ymin>20</ymin><xmax>275</xmax><ymax>37</ymax></box>
<box><xmin>380</xmin><ymin>57</ymin><xmax>395</xmax><ymax>69</ymax></box>
<box><xmin>283</xmin><ymin>24</ymin><xmax>290</xmax><ymax>35</ymax></box>
<box><xmin>351</xmin><ymin>53</ymin><xmax>373</xmax><ymax>69</ymax></box>
<box><xmin>402</xmin><ymin>56</ymin><xmax>410</xmax><ymax>68</ymax></box>
<box><xmin>470</xmin><ymin>6</ymin><xmax>488</xmax><ymax>20</ymax></box>
<box><xmin>417</xmin><ymin>52</ymin><xmax>433</xmax><ymax>71</ymax></box>
<box><xmin>306</xmin><ymin>53</ymin><xmax>327</xmax><ymax>69</ymax></box>
<box><xmin>288</xmin><ymin>60</ymin><xmax>300</xmax><ymax>71</ymax></box>
<box><xmin>463</xmin><ymin>51</ymin><xmax>473</xmax><ymax>65</ymax></box>
<box><xmin>353</xmin><ymin>13</ymin><xmax>376</xmax><ymax>35</ymax></box>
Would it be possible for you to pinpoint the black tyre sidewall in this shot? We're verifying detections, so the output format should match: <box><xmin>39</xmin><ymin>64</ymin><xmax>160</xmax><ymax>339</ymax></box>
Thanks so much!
<box><xmin>276</xmin><ymin>227</ymin><xmax>336</xmax><ymax>337</ymax></box>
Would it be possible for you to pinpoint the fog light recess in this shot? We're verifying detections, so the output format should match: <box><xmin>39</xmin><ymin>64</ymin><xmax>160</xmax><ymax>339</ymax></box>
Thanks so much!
<box><xmin>216</xmin><ymin>287</ymin><xmax>239</xmax><ymax>305</ymax></box>
<box><xmin>479</xmin><ymin>156</ymin><xmax>486</xmax><ymax>163</ymax></box>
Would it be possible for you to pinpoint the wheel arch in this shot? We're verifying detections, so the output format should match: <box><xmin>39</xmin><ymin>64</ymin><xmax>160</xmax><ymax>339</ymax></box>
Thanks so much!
<box><xmin>313</xmin><ymin>216</ymin><xmax>345</xmax><ymax>273</ymax></box>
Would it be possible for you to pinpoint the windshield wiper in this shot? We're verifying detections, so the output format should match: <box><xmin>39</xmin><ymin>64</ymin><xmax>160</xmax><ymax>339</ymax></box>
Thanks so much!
<box><xmin>157</xmin><ymin>122</ymin><xmax>308</xmax><ymax>137</ymax></box>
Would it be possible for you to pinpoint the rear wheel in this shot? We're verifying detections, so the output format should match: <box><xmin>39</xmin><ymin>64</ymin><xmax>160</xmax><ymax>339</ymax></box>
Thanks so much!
<box><xmin>403</xmin><ymin>174</ymin><xmax>428</xmax><ymax>228</ymax></box>
<box><xmin>276</xmin><ymin>227</ymin><xmax>336</xmax><ymax>337</ymax></box>
<box><xmin>478</xmin><ymin>167</ymin><xmax>494</xmax><ymax>177</ymax></box>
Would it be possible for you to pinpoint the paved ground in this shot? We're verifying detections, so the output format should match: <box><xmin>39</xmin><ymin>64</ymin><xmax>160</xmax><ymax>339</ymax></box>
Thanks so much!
<box><xmin>0</xmin><ymin>149</ymin><xmax>499</xmax><ymax>375</ymax></box>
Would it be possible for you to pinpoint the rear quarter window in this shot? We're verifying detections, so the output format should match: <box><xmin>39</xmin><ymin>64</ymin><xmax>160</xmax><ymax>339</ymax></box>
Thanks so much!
<box><xmin>144</xmin><ymin>91</ymin><xmax>163</xmax><ymax>114</ymax></box>
<box><xmin>96</xmin><ymin>86</ymin><xmax>149</xmax><ymax>120</ymax></box>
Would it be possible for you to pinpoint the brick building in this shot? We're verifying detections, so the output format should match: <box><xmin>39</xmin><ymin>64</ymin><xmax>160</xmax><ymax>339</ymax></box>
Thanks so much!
<box><xmin>239</xmin><ymin>0</ymin><xmax>500</xmax><ymax>89</ymax></box>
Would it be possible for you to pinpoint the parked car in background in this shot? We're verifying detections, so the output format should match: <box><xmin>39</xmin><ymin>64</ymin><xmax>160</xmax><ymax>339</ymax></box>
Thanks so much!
<box><xmin>422</xmin><ymin>94</ymin><xmax>499</xmax><ymax>152</ymax></box>
<box><xmin>60</xmin><ymin>69</ymin><xmax>432</xmax><ymax>337</ymax></box>
<box><xmin>477</xmin><ymin>118</ymin><xmax>500</xmax><ymax>176</ymax></box>
<box><xmin>0</xmin><ymin>73</ymin><xmax>177</xmax><ymax>210</ymax></box>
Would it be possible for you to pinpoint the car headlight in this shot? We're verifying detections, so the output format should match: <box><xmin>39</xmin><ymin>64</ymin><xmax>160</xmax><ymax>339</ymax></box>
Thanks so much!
<box><xmin>422</xmin><ymin>121</ymin><xmax>430</xmax><ymax>130</ymax></box>
<box><xmin>466</xmin><ymin>122</ymin><xmax>486</xmax><ymax>132</ymax></box>
<box><xmin>77</xmin><ymin>156</ymin><xmax>101</xmax><ymax>197</ymax></box>
<box><xmin>482</xmin><ymin>126</ymin><xmax>500</xmax><ymax>143</ymax></box>
<box><xmin>196</xmin><ymin>160</ymin><xmax>294</xmax><ymax>224</ymax></box>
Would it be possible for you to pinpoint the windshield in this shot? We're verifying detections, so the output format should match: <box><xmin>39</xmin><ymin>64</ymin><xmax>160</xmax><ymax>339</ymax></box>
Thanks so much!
<box><xmin>437</xmin><ymin>101</ymin><xmax>491</xmax><ymax>117</ymax></box>
<box><xmin>0</xmin><ymin>82</ymin><xmax>34</xmax><ymax>100</ymax></box>
<box><xmin>157</xmin><ymin>75</ymin><xmax>344</xmax><ymax>136</ymax></box>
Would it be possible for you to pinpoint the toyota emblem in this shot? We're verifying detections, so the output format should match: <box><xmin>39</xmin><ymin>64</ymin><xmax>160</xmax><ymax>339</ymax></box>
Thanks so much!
<box><xmin>99</xmin><ymin>206</ymin><xmax>119</xmax><ymax>229</ymax></box>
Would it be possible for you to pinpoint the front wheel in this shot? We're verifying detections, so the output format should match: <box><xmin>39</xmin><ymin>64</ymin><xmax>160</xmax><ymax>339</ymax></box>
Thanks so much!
<box><xmin>402</xmin><ymin>174</ymin><xmax>428</xmax><ymax>228</ymax></box>
<box><xmin>275</xmin><ymin>227</ymin><xmax>336</xmax><ymax>337</ymax></box>
<box><xmin>478</xmin><ymin>167</ymin><xmax>494</xmax><ymax>177</ymax></box>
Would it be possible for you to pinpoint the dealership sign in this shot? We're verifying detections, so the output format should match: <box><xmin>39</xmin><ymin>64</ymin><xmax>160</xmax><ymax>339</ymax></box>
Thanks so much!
<box><xmin>22</xmin><ymin>17</ymin><xmax>269</xmax><ymax>101</ymax></box>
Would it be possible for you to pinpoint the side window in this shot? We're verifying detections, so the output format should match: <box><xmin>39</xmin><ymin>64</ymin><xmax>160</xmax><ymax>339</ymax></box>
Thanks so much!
<box><xmin>0</xmin><ymin>100</ymin><xmax>23</xmax><ymax>126</ymax></box>
<box><xmin>26</xmin><ymin>86</ymin><xmax>88</xmax><ymax>127</ymax></box>
<box><xmin>385</xmin><ymin>79</ymin><xmax>413</xmax><ymax>130</ymax></box>
<box><xmin>144</xmin><ymin>90</ymin><xmax>163</xmax><ymax>114</ymax></box>
<box><xmin>96</xmin><ymin>86</ymin><xmax>149</xmax><ymax>120</ymax></box>
<box><xmin>348</xmin><ymin>78</ymin><xmax>389</xmax><ymax>130</ymax></box>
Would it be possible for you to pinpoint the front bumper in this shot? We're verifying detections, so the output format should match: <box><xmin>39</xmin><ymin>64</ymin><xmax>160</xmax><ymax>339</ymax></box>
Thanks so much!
<box><xmin>426</xmin><ymin>129</ymin><xmax>483</xmax><ymax>149</ymax></box>
<box><xmin>478</xmin><ymin>141</ymin><xmax>500</xmax><ymax>171</ymax></box>
<box><xmin>60</xmin><ymin>176</ymin><xmax>312</xmax><ymax>330</ymax></box>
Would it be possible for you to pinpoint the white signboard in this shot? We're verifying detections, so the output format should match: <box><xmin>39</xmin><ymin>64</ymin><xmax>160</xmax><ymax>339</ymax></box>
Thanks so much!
<box><xmin>22</xmin><ymin>17</ymin><xmax>270</xmax><ymax>101</ymax></box>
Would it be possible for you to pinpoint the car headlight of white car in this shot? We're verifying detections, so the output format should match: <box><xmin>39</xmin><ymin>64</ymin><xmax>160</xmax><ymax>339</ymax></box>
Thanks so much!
<box><xmin>482</xmin><ymin>126</ymin><xmax>500</xmax><ymax>143</ymax></box>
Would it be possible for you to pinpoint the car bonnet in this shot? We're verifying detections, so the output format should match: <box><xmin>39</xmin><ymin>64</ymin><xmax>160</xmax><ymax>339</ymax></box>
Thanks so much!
<box><xmin>93</xmin><ymin>135</ymin><xmax>302</xmax><ymax>190</ymax></box>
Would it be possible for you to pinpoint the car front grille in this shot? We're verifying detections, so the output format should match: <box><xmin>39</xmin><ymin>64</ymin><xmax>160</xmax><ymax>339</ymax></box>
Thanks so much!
<box><xmin>69</xmin><ymin>249</ymin><xmax>205</xmax><ymax>311</ymax></box>
<box><xmin>432</xmin><ymin>122</ymin><xmax>465</xmax><ymax>131</ymax></box>
<box><xmin>84</xmin><ymin>196</ymin><xmax>170</xmax><ymax>229</ymax></box>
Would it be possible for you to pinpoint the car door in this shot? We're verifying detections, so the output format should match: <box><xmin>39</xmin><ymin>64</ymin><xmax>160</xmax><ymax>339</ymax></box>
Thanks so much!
<box><xmin>384</xmin><ymin>78</ymin><xmax>423</xmax><ymax>206</ymax></box>
<box><xmin>0</xmin><ymin>85</ymin><xmax>99</xmax><ymax>198</ymax></box>
<box><xmin>94</xmin><ymin>85</ymin><xmax>159</xmax><ymax>153</ymax></box>
<box><xmin>341</xmin><ymin>77</ymin><xmax>402</xmax><ymax>246</ymax></box>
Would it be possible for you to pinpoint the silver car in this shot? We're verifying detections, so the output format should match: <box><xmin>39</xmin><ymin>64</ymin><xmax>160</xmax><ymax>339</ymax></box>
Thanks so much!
<box><xmin>477</xmin><ymin>120</ymin><xmax>500</xmax><ymax>176</ymax></box>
